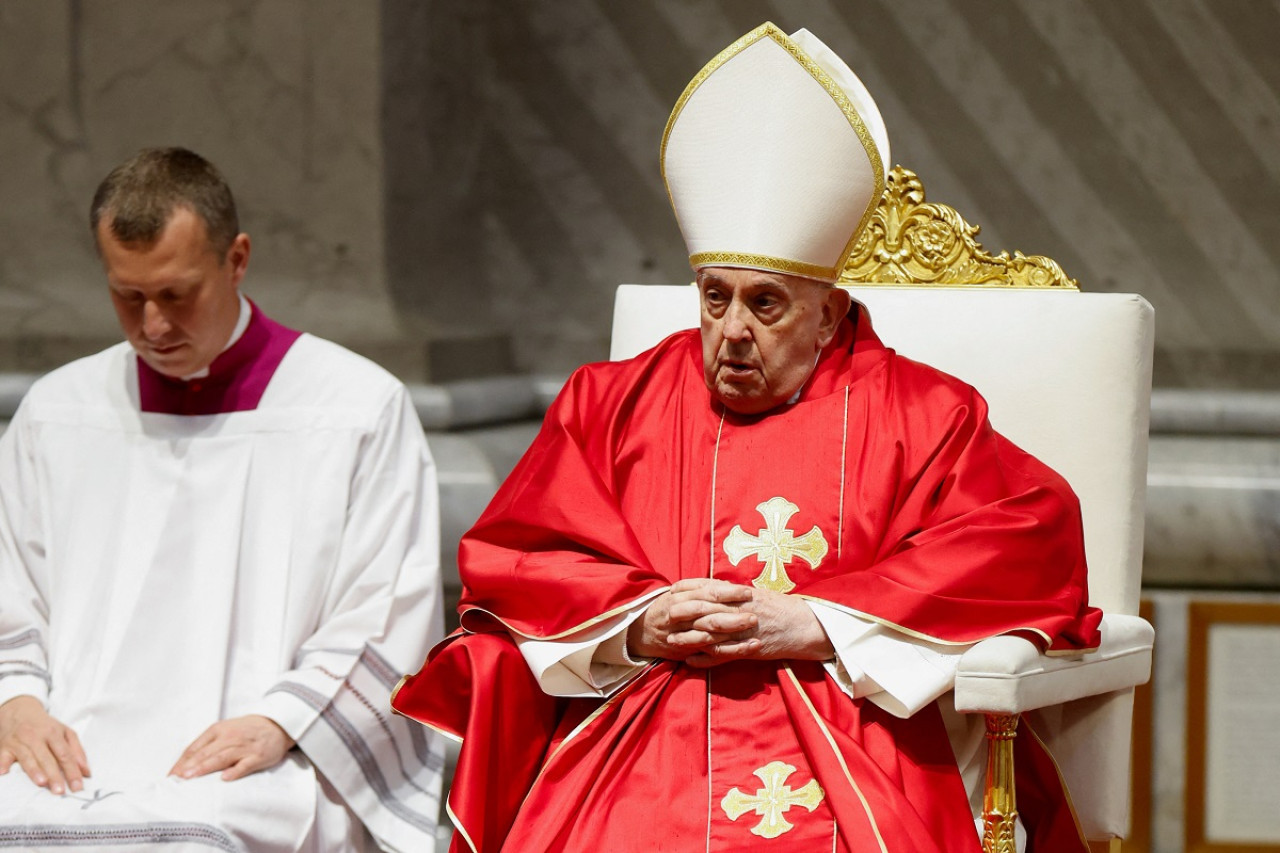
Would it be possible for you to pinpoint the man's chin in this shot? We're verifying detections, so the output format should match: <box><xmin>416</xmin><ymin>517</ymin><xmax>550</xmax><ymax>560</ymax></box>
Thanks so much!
<box><xmin>711</xmin><ymin>383</ymin><xmax>784</xmax><ymax>415</ymax></box>
<box><xmin>136</xmin><ymin>348</ymin><xmax>197</xmax><ymax>379</ymax></box>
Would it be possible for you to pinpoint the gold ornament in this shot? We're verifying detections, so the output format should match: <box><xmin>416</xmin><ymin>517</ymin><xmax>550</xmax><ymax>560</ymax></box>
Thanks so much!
<box><xmin>721</xmin><ymin>760</ymin><xmax>826</xmax><ymax>839</ymax></box>
<box><xmin>840</xmin><ymin>166</ymin><xmax>1079</xmax><ymax>289</ymax></box>
<box><xmin>724</xmin><ymin>497</ymin><xmax>828</xmax><ymax>593</ymax></box>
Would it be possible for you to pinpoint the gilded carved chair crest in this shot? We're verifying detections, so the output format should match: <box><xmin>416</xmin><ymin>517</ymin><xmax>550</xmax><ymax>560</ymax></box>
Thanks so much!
<box><xmin>840</xmin><ymin>166</ymin><xmax>1079</xmax><ymax>290</ymax></box>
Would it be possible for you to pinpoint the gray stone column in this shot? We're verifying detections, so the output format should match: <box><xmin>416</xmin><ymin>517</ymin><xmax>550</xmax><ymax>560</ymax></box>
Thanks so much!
<box><xmin>380</xmin><ymin>0</ymin><xmax>513</xmax><ymax>380</ymax></box>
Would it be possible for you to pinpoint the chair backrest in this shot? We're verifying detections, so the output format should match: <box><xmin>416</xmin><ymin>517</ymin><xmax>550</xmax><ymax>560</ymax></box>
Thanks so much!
<box><xmin>611</xmin><ymin>167</ymin><xmax>1155</xmax><ymax>842</ymax></box>
<box><xmin>610</xmin><ymin>285</ymin><xmax>1154</xmax><ymax>617</ymax></box>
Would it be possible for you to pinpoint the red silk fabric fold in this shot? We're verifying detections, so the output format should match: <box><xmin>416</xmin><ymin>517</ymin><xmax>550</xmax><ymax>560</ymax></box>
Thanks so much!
<box><xmin>395</xmin><ymin>309</ymin><xmax>1098</xmax><ymax>851</ymax></box>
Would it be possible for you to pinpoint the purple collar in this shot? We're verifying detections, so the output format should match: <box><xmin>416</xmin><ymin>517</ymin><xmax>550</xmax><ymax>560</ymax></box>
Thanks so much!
<box><xmin>137</xmin><ymin>302</ymin><xmax>302</xmax><ymax>415</ymax></box>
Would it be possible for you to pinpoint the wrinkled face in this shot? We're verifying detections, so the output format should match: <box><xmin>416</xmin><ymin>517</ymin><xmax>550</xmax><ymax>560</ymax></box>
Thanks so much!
<box><xmin>698</xmin><ymin>266</ymin><xmax>849</xmax><ymax>414</ymax></box>
<box><xmin>99</xmin><ymin>207</ymin><xmax>249</xmax><ymax>379</ymax></box>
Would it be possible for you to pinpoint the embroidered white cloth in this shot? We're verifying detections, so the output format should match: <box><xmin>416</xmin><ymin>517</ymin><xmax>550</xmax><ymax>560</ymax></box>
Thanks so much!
<box><xmin>0</xmin><ymin>336</ymin><xmax>445</xmax><ymax>852</ymax></box>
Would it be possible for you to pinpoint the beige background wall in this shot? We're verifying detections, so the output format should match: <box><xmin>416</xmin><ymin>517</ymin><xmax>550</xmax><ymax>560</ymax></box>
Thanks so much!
<box><xmin>3</xmin><ymin>5</ymin><xmax>1279</xmax><ymax>851</ymax></box>
<box><xmin>2</xmin><ymin>0</ymin><xmax>1279</xmax><ymax>384</ymax></box>
<box><xmin>0</xmin><ymin>0</ymin><xmax>406</xmax><ymax>371</ymax></box>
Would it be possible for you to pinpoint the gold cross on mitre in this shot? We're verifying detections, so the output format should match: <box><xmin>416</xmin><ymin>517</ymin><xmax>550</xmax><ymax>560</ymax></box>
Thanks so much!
<box><xmin>720</xmin><ymin>760</ymin><xmax>826</xmax><ymax>839</ymax></box>
<box><xmin>723</xmin><ymin>497</ymin><xmax>829</xmax><ymax>593</ymax></box>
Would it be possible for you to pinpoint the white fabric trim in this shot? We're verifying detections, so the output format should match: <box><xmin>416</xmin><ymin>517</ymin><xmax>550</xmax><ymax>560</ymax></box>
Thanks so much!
<box><xmin>807</xmin><ymin>600</ymin><xmax>967</xmax><ymax>719</ymax></box>
<box><xmin>0</xmin><ymin>672</ymin><xmax>50</xmax><ymax>708</ymax></box>
<box><xmin>515</xmin><ymin>591</ymin><xmax>665</xmax><ymax>698</ymax></box>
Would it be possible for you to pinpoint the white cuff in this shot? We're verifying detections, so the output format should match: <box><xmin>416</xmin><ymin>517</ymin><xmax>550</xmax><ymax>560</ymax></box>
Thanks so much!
<box><xmin>806</xmin><ymin>600</ymin><xmax>968</xmax><ymax>719</ymax></box>
<box><xmin>0</xmin><ymin>672</ymin><xmax>51</xmax><ymax>709</ymax></box>
<box><xmin>245</xmin><ymin>689</ymin><xmax>319</xmax><ymax>743</ymax></box>
<box><xmin>516</xmin><ymin>591</ymin><xmax>665</xmax><ymax>698</ymax></box>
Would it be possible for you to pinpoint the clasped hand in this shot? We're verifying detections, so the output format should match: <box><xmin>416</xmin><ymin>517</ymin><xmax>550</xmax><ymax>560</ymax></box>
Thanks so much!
<box><xmin>627</xmin><ymin>578</ymin><xmax>834</xmax><ymax>667</ymax></box>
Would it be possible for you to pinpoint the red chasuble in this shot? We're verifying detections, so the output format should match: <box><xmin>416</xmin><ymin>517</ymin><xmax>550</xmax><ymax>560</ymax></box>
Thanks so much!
<box><xmin>394</xmin><ymin>309</ymin><xmax>1101</xmax><ymax>853</ymax></box>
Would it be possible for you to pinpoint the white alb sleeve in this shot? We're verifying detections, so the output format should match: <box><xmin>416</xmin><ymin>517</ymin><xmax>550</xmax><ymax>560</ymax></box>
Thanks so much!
<box><xmin>0</xmin><ymin>401</ymin><xmax>53</xmax><ymax>708</ymax></box>
<box><xmin>515</xmin><ymin>589</ymin><xmax>667</xmax><ymax>698</ymax></box>
<box><xmin>247</xmin><ymin>385</ymin><xmax>446</xmax><ymax>852</ymax></box>
<box><xmin>806</xmin><ymin>600</ymin><xmax>970</xmax><ymax>719</ymax></box>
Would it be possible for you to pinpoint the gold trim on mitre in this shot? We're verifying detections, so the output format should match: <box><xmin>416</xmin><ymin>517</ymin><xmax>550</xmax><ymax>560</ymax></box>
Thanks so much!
<box><xmin>689</xmin><ymin>251</ymin><xmax>840</xmax><ymax>282</ymax></box>
<box><xmin>662</xmin><ymin>22</ymin><xmax>886</xmax><ymax>281</ymax></box>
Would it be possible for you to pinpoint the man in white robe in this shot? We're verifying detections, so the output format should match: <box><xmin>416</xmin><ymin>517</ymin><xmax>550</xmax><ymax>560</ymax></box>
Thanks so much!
<box><xmin>0</xmin><ymin>147</ymin><xmax>444</xmax><ymax>852</ymax></box>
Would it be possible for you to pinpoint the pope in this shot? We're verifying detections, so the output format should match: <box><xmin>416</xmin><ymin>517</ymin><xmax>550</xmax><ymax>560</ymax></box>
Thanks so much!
<box><xmin>393</xmin><ymin>22</ymin><xmax>1100</xmax><ymax>853</ymax></box>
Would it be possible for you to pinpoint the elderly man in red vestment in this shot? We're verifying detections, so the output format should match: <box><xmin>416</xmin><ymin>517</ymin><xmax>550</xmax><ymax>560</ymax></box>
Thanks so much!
<box><xmin>394</xmin><ymin>22</ymin><xmax>1100</xmax><ymax>853</ymax></box>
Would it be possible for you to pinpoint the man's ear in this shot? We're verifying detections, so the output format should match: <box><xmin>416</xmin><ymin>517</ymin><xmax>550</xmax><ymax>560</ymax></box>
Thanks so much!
<box><xmin>226</xmin><ymin>233</ymin><xmax>251</xmax><ymax>287</ymax></box>
<box><xmin>817</xmin><ymin>286</ymin><xmax>852</xmax><ymax>347</ymax></box>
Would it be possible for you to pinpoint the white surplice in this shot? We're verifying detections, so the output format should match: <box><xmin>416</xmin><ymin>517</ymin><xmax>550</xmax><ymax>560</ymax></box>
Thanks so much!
<box><xmin>0</xmin><ymin>335</ymin><xmax>445</xmax><ymax>852</ymax></box>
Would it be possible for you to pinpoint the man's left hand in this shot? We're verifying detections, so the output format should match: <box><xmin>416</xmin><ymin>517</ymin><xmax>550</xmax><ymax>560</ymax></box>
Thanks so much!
<box><xmin>168</xmin><ymin>715</ymin><xmax>295</xmax><ymax>781</ymax></box>
<box><xmin>675</xmin><ymin>586</ymin><xmax>836</xmax><ymax>667</ymax></box>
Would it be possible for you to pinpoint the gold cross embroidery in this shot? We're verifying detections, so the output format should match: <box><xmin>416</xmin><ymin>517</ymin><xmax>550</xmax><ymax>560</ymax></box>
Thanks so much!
<box><xmin>720</xmin><ymin>760</ymin><xmax>826</xmax><ymax>839</ymax></box>
<box><xmin>723</xmin><ymin>497</ymin><xmax>828</xmax><ymax>593</ymax></box>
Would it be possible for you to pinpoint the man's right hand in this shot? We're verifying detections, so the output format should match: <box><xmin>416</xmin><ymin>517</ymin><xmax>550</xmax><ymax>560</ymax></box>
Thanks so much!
<box><xmin>627</xmin><ymin>578</ymin><xmax>759</xmax><ymax>660</ymax></box>
<box><xmin>0</xmin><ymin>695</ymin><xmax>90</xmax><ymax>795</ymax></box>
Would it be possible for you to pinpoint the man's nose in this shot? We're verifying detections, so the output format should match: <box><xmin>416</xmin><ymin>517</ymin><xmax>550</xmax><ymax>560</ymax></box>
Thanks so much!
<box><xmin>141</xmin><ymin>301</ymin><xmax>170</xmax><ymax>340</ymax></box>
<box><xmin>722</xmin><ymin>300</ymin><xmax>753</xmax><ymax>342</ymax></box>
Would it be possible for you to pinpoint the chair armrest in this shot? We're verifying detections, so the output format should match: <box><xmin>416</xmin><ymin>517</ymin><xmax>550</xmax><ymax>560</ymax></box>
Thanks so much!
<box><xmin>953</xmin><ymin>613</ymin><xmax>1153</xmax><ymax>714</ymax></box>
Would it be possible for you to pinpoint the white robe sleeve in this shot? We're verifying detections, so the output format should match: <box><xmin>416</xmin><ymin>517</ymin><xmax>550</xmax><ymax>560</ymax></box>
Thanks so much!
<box><xmin>0</xmin><ymin>402</ymin><xmax>53</xmax><ymax>709</ymax></box>
<box><xmin>514</xmin><ymin>589</ymin><xmax>667</xmax><ymax>698</ymax></box>
<box><xmin>247</xmin><ymin>386</ymin><xmax>446</xmax><ymax>852</ymax></box>
<box><xmin>806</xmin><ymin>600</ymin><xmax>969</xmax><ymax>719</ymax></box>
<box><xmin>516</xmin><ymin>591</ymin><xmax>969</xmax><ymax>714</ymax></box>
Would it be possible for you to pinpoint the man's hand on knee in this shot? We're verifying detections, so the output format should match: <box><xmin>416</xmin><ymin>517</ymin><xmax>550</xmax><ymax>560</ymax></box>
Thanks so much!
<box><xmin>0</xmin><ymin>695</ymin><xmax>90</xmax><ymax>795</ymax></box>
<box><xmin>169</xmin><ymin>714</ymin><xmax>295</xmax><ymax>782</ymax></box>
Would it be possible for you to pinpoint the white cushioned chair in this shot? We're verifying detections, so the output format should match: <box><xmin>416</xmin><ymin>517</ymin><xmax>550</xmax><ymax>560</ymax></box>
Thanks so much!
<box><xmin>610</xmin><ymin>167</ymin><xmax>1155</xmax><ymax>853</ymax></box>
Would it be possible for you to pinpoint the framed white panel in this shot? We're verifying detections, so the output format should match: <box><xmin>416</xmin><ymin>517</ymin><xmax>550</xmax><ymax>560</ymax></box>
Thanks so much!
<box><xmin>1187</xmin><ymin>602</ymin><xmax>1280</xmax><ymax>851</ymax></box>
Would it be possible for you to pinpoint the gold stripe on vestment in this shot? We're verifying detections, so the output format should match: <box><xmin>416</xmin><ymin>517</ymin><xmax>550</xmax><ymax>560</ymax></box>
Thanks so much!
<box><xmin>1023</xmin><ymin>717</ymin><xmax>1092</xmax><ymax>849</ymax></box>
<box><xmin>783</xmin><ymin>665</ymin><xmax>890</xmax><ymax>853</ymax></box>
<box><xmin>838</xmin><ymin>387</ymin><xmax>848</xmax><ymax>560</ymax></box>
<box><xmin>459</xmin><ymin>587</ymin><xmax>667</xmax><ymax>642</ymax></box>
<box><xmin>445</xmin><ymin>799</ymin><xmax>480</xmax><ymax>853</ymax></box>
<box><xmin>710</xmin><ymin>407</ymin><xmax>726</xmax><ymax>578</ymax></box>
<box><xmin>538</xmin><ymin>660</ymin><xmax>658</xmax><ymax>767</ymax></box>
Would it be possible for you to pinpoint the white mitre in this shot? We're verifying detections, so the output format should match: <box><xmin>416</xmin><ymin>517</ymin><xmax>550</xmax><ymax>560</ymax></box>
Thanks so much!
<box><xmin>662</xmin><ymin>23</ymin><xmax>890</xmax><ymax>283</ymax></box>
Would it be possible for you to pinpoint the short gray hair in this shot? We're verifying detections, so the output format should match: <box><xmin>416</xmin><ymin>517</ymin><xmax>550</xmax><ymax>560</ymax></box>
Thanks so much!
<box><xmin>90</xmin><ymin>147</ymin><xmax>239</xmax><ymax>256</ymax></box>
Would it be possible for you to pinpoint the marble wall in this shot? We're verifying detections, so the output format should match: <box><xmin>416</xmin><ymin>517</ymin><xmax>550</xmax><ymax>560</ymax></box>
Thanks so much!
<box><xmin>0</xmin><ymin>0</ymin><xmax>415</xmax><ymax>373</ymax></box>
<box><xmin>4</xmin><ymin>0</ymin><xmax>1280</xmax><ymax>386</ymax></box>
<box><xmin>375</xmin><ymin>0</ymin><xmax>1280</xmax><ymax>386</ymax></box>
<box><xmin>1146</xmin><ymin>434</ymin><xmax>1280</xmax><ymax>588</ymax></box>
